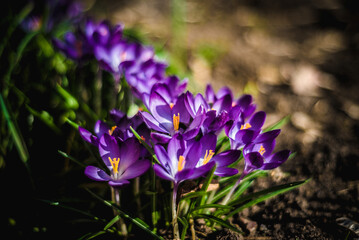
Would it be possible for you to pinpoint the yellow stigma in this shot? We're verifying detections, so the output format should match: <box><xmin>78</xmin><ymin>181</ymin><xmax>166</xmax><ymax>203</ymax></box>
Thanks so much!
<box><xmin>173</xmin><ymin>113</ymin><xmax>180</xmax><ymax>131</ymax></box>
<box><xmin>203</xmin><ymin>150</ymin><xmax>215</xmax><ymax>165</ymax></box>
<box><xmin>178</xmin><ymin>155</ymin><xmax>186</xmax><ymax>172</ymax></box>
<box><xmin>108</xmin><ymin>157</ymin><xmax>120</xmax><ymax>174</ymax></box>
<box><xmin>259</xmin><ymin>145</ymin><xmax>266</xmax><ymax>156</ymax></box>
<box><xmin>240</xmin><ymin>122</ymin><xmax>252</xmax><ymax>130</ymax></box>
<box><xmin>170</xmin><ymin>103</ymin><xmax>174</xmax><ymax>109</ymax></box>
<box><xmin>108</xmin><ymin>126</ymin><xmax>117</xmax><ymax>135</ymax></box>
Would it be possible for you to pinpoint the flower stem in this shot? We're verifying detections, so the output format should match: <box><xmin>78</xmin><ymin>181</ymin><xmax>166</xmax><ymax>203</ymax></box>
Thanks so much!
<box><xmin>221</xmin><ymin>173</ymin><xmax>245</xmax><ymax>205</ymax></box>
<box><xmin>111</xmin><ymin>187</ymin><xmax>128</xmax><ymax>236</ymax></box>
<box><xmin>172</xmin><ymin>183</ymin><xmax>180</xmax><ymax>240</ymax></box>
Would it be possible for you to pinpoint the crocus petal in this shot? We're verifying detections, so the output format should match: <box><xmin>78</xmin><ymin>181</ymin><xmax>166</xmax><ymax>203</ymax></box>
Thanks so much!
<box><xmin>175</xmin><ymin>168</ymin><xmax>194</xmax><ymax>183</ymax></box>
<box><xmin>108</xmin><ymin>179</ymin><xmax>130</xmax><ymax>188</ymax></box>
<box><xmin>212</xmin><ymin>150</ymin><xmax>241</xmax><ymax>167</ymax></box>
<box><xmin>140</xmin><ymin>111</ymin><xmax>168</xmax><ymax>133</ymax></box>
<box><xmin>94</xmin><ymin>120</ymin><xmax>110</xmax><ymax>137</ymax></box>
<box><xmin>149</xmin><ymin>92</ymin><xmax>172</xmax><ymax>130</ymax></box>
<box><xmin>205</xmin><ymin>84</ymin><xmax>216</xmax><ymax>104</ymax></box>
<box><xmin>212</xmin><ymin>94</ymin><xmax>232</xmax><ymax>113</ymax></box>
<box><xmin>199</xmin><ymin>133</ymin><xmax>217</xmax><ymax>157</ymax></box>
<box><xmin>248</xmin><ymin>111</ymin><xmax>266</xmax><ymax>130</ymax></box>
<box><xmin>262</xmin><ymin>150</ymin><xmax>290</xmax><ymax>170</ymax></box>
<box><xmin>183</xmin><ymin>141</ymin><xmax>202</xmax><ymax>169</ymax></box>
<box><xmin>151</xmin><ymin>132</ymin><xmax>172</xmax><ymax>144</ymax></box>
<box><xmin>184</xmin><ymin>161</ymin><xmax>215</xmax><ymax>180</ymax></box>
<box><xmin>214</xmin><ymin>167</ymin><xmax>238</xmax><ymax>177</ymax></box>
<box><xmin>79</xmin><ymin>127</ymin><xmax>98</xmax><ymax>146</ymax></box>
<box><xmin>172</xmin><ymin>94</ymin><xmax>191</xmax><ymax>125</ymax></box>
<box><xmin>168</xmin><ymin>133</ymin><xmax>185</xmax><ymax>169</ymax></box>
<box><xmin>153</xmin><ymin>164</ymin><xmax>174</xmax><ymax>181</ymax></box>
<box><xmin>245</xmin><ymin>152</ymin><xmax>264</xmax><ymax>170</ymax></box>
<box><xmin>120</xmin><ymin>160</ymin><xmax>151</xmax><ymax>179</ymax></box>
<box><xmin>99</xmin><ymin>134</ymin><xmax>121</xmax><ymax>167</ymax></box>
<box><xmin>154</xmin><ymin>145</ymin><xmax>173</xmax><ymax>173</ymax></box>
<box><xmin>118</xmin><ymin>138</ymin><xmax>141</xmax><ymax>174</ymax></box>
<box><xmin>234</xmin><ymin>129</ymin><xmax>258</xmax><ymax>147</ymax></box>
<box><xmin>85</xmin><ymin>166</ymin><xmax>111</xmax><ymax>181</ymax></box>
<box><xmin>254</xmin><ymin>129</ymin><xmax>281</xmax><ymax>143</ymax></box>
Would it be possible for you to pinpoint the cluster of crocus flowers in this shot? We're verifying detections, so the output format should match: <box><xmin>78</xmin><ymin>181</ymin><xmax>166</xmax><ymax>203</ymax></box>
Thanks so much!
<box><xmin>70</xmin><ymin>19</ymin><xmax>291</xmax><ymax>239</ymax></box>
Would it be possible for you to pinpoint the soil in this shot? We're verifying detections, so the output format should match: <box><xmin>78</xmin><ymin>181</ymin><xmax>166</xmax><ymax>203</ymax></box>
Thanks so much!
<box><xmin>94</xmin><ymin>0</ymin><xmax>359</xmax><ymax>239</ymax></box>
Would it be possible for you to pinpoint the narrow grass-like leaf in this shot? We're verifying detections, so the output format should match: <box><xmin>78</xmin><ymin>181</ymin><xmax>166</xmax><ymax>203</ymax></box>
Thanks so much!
<box><xmin>87</xmin><ymin>231</ymin><xmax>107</xmax><ymax>240</ymax></box>
<box><xmin>179</xmin><ymin>216</ymin><xmax>189</xmax><ymax>240</ymax></box>
<box><xmin>263</xmin><ymin>115</ymin><xmax>291</xmax><ymax>132</ymax></box>
<box><xmin>179</xmin><ymin>191</ymin><xmax>206</xmax><ymax>203</ymax></box>
<box><xmin>194</xmin><ymin>214</ymin><xmax>242</xmax><ymax>234</ymax></box>
<box><xmin>226</xmin><ymin>179</ymin><xmax>309</xmax><ymax>219</ymax></box>
<box><xmin>104</xmin><ymin>215</ymin><xmax>121</xmax><ymax>230</ymax></box>
<box><xmin>129</xmin><ymin>126</ymin><xmax>159</xmax><ymax>164</ymax></box>
<box><xmin>197</xmin><ymin>165</ymin><xmax>216</xmax><ymax>208</ymax></box>
<box><xmin>213</xmin><ymin>171</ymin><xmax>267</xmax><ymax>204</ymax></box>
<box><xmin>190</xmin><ymin>204</ymin><xmax>233</xmax><ymax>214</ymax></box>
<box><xmin>85</xmin><ymin>188</ymin><xmax>164</xmax><ymax>240</ymax></box>
<box><xmin>0</xmin><ymin>94</ymin><xmax>29</xmax><ymax>163</ymax></box>
<box><xmin>58</xmin><ymin>150</ymin><xmax>86</xmax><ymax>168</ymax></box>
<box><xmin>39</xmin><ymin>199</ymin><xmax>105</xmax><ymax>222</ymax></box>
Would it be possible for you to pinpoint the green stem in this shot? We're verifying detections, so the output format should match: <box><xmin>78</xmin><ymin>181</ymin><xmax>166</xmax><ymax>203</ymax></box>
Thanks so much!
<box><xmin>221</xmin><ymin>173</ymin><xmax>245</xmax><ymax>205</ymax></box>
<box><xmin>111</xmin><ymin>187</ymin><xmax>128</xmax><ymax>236</ymax></box>
<box><xmin>172</xmin><ymin>183</ymin><xmax>180</xmax><ymax>240</ymax></box>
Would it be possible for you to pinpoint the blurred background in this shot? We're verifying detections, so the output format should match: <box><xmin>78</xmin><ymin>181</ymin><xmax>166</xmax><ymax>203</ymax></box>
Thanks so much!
<box><xmin>1</xmin><ymin>0</ymin><xmax>359</xmax><ymax>239</ymax></box>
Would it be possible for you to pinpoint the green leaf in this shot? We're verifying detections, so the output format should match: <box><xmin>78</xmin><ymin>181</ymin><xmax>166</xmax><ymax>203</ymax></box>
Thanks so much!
<box><xmin>58</xmin><ymin>150</ymin><xmax>86</xmax><ymax>168</ymax></box>
<box><xmin>263</xmin><ymin>115</ymin><xmax>291</xmax><ymax>132</ymax></box>
<box><xmin>190</xmin><ymin>204</ymin><xmax>233</xmax><ymax>214</ymax></box>
<box><xmin>226</xmin><ymin>179</ymin><xmax>310</xmax><ymax>219</ymax></box>
<box><xmin>129</xmin><ymin>126</ymin><xmax>159</xmax><ymax>164</ymax></box>
<box><xmin>179</xmin><ymin>191</ymin><xmax>206</xmax><ymax>203</ymax></box>
<box><xmin>104</xmin><ymin>215</ymin><xmax>121</xmax><ymax>230</ymax></box>
<box><xmin>84</xmin><ymin>188</ymin><xmax>164</xmax><ymax>240</ymax></box>
<box><xmin>39</xmin><ymin>199</ymin><xmax>104</xmax><ymax>222</ymax></box>
<box><xmin>0</xmin><ymin>93</ymin><xmax>29</xmax><ymax>164</ymax></box>
<box><xmin>194</xmin><ymin>214</ymin><xmax>242</xmax><ymax>234</ymax></box>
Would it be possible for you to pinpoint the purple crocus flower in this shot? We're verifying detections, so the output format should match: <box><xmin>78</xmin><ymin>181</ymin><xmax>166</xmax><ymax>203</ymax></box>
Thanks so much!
<box><xmin>144</xmin><ymin>76</ymin><xmax>188</xmax><ymax>107</ymax></box>
<box><xmin>53</xmin><ymin>31</ymin><xmax>93</xmax><ymax>60</ymax></box>
<box><xmin>79</xmin><ymin>120</ymin><xmax>118</xmax><ymax>147</ymax></box>
<box><xmin>140</xmin><ymin>90</ymin><xmax>204</xmax><ymax>143</ymax></box>
<box><xmin>153</xmin><ymin>133</ymin><xmax>215</xmax><ymax>184</ymax></box>
<box><xmin>79</xmin><ymin>110</ymin><xmax>150</xmax><ymax>148</ymax></box>
<box><xmin>124</xmin><ymin>58</ymin><xmax>167</xmax><ymax>100</ymax></box>
<box><xmin>242</xmin><ymin>134</ymin><xmax>290</xmax><ymax>176</ymax></box>
<box><xmin>184</xmin><ymin>91</ymin><xmax>232</xmax><ymax>135</ymax></box>
<box><xmin>195</xmin><ymin>133</ymin><xmax>241</xmax><ymax>177</ymax></box>
<box><xmin>84</xmin><ymin>19</ymin><xmax>123</xmax><ymax>47</ymax></box>
<box><xmin>85</xmin><ymin>134</ymin><xmax>150</xmax><ymax>188</ymax></box>
<box><xmin>226</xmin><ymin>111</ymin><xmax>266</xmax><ymax>149</ymax></box>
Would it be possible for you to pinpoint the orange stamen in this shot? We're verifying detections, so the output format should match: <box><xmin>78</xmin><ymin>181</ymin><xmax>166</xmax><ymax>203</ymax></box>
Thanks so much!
<box><xmin>108</xmin><ymin>157</ymin><xmax>120</xmax><ymax>174</ymax></box>
<box><xmin>178</xmin><ymin>155</ymin><xmax>186</xmax><ymax>172</ymax></box>
<box><xmin>173</xmin><ymin>113</ymin><xmax>180</xmax><ymax>131</ymax></box>
<box><xmin>259</xmin><ymin>145</ymin><xmax>266</xmax><ymax>156</ymax></box>
<box><xmin>170</xmin><ymin>103</ymin><xmax>174</xmax><ymax>109</ymax></box>
<box><xmin>203</xmin><ymin>150</ymin><xmax>215</xmax><ymax>165</ymax></box>
<box><xmin>108</xmin><ymin>126</ymin><xmax>117</xmax><ymax>135</ymax></box>
<box><xmin>240</xmin><ymin>123</ymin><xmax>252</xmax><ymax>130</ymax></box>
